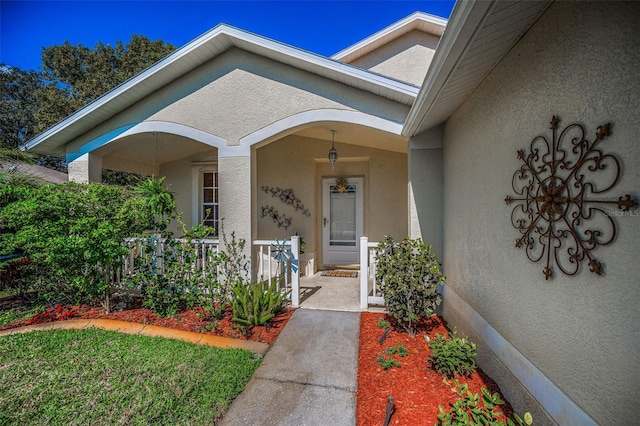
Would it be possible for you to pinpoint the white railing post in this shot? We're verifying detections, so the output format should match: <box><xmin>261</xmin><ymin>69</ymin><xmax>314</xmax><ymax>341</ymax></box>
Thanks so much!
<box><xmin>291</xmin><ymin>235</ymin><xmax>300</xmax><ymax>308</ymax></box>
<box><xmin>360</xmin><ymin>236</ymin><xmax>368</xmax><ymax>310</ymax></box>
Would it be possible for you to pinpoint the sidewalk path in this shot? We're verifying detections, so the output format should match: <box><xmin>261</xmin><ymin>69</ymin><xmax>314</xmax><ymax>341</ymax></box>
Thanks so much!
<box><xmin>220</xmin><ymin>308</ymin><xmax>360</xmax><ymax>426</ymax></box>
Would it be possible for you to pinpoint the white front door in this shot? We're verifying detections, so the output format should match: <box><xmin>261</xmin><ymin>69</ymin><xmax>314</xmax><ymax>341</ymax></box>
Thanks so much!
<box><xmin>322</xmin><ymin>177</ymin><xmax>363</xmax><ymax>266</ymax></box>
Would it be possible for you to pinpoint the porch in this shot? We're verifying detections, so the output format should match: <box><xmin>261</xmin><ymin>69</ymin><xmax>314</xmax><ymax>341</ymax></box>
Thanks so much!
<box><xmin>114</xmin><ymin>235</ymin><xmax>385</xmax><ymax>312</ymax></box>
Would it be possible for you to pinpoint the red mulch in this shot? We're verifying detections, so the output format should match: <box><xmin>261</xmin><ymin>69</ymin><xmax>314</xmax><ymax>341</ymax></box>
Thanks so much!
<box><xmin>0</xmin><ymin>296</ymin><xmax>293</xmax><ymax>345</ymax></box>
<box><xmin>357</xmin><ymin>312</ymin><xmax>516</xmax><ymax>425</ymax></box>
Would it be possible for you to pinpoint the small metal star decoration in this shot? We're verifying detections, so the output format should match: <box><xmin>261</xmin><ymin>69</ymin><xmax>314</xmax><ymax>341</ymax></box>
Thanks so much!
<box><xmin>505</xmin><ymin>116</ymin><xmax>637</xmax><ymax>279</ymax></box>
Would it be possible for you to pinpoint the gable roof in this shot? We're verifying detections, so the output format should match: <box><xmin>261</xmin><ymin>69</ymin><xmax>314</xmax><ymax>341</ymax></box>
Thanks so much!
<box><xmin>26</xmin><ymin>24</ymin><xmax>420</xmax><ymax>155</ymax></box>
<box><xmin>332</xmin><ymin>12</ymin><xmax>447</xmax><ymax>64</ymax></box>
<box><xmin>403</xmin><ymin>0</ymin><xmax>551</xmax><ymax>137</ymax></box>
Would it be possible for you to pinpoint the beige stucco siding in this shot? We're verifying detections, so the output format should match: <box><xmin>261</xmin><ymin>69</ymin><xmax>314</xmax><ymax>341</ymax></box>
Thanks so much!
<box><xmin>440</xmin><ymin>2</ymin><xmax>639</xmax><ymax>424</ymax></box>
<box><xmin>256</xmin><ymin>134</ymin><xmax>408</xmax><ymax>267</ymax></box>
<box><xmin>349</xmin><ymin>30</ymin><xmax>439</xmax><ymax>86</ymax></box>
<box><xmin>64</xmin><ymin>48</ymin><xmax>409</xmax><ymax>158</ymax></box>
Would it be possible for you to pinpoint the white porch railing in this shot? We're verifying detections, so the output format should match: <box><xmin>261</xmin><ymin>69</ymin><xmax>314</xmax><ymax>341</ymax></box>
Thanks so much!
<box><xmin>359</xmin><ymin>236</ymin><xmax>385</xmax><ymax>310</ymax></box>
<box><xmin>113</xmin><ymin>237</ymin><xmax>219</xmax><ymax>286</ymax></box>
<box><xmin>253</xmin><ymin>236</ymin><xmax>300</xmax><ymax>308</ymax></box>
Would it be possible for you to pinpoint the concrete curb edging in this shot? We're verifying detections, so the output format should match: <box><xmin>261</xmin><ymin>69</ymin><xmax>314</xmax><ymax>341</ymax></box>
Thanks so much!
<box><xmin>0</xmin><ymin>319</ymin><xmax>270</xmax><ymax>355</ymax></box>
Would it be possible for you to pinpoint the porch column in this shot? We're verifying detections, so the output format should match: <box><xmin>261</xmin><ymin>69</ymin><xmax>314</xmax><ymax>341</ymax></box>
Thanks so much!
<box><xmin>68</xmin><ymin>153</ymin><xmax>102</xmax><ymax>183</ymax></box>
<box><xmin>408</xmin><ymin>127</ymin><xmax>443</xmax><ymax>259</ymax></box>
<box><xmin>218</xmin><ymin>155</ymin><xmax>252</xmax><ymax>271</ymax></box>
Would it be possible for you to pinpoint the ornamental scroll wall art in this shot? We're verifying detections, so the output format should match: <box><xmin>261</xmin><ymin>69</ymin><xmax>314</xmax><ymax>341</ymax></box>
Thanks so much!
<box><xmin>261</xmin><ymin>186</ymin><xmax>311</xmax><ymax>217</ymax></box>
<box><xmin>505</xmin><ymin>116</ymin><xmax>637</xmax><ymax>279</ymax></box>
<box><xmin>261</xmin><ymin>205</ymin><xmax>292</xmax><ymax>230</ymax></box>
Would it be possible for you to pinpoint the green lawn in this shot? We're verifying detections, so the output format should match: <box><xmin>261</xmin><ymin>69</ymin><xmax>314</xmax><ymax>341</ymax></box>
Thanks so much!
<box><xmin>0</xmin><ymin>328</ymin><xmax>261</xmax><ymax>425</ymax></box>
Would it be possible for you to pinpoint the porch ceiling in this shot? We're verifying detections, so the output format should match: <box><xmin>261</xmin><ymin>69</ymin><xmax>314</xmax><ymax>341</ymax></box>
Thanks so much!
<box><xmin>295</xmin><ymin>124</ymin><xmax>408</xmax><ymax>154</ymax></box>
<box><xmin>95</xmin><ymin>132</ymin><xmax>215</xmax><ymax>168</ymax></box>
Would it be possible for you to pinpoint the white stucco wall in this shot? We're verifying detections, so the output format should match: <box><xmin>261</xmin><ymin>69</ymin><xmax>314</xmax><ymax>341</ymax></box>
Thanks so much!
<box><xmin>439</xmin><ymin>2</ymin><xmax>639</xmax><ymax>424</ymax></box>
<box><xmin>349</xmin><ymin>30</ymin><xmax>439</xmax><ymax>86</ymax></box>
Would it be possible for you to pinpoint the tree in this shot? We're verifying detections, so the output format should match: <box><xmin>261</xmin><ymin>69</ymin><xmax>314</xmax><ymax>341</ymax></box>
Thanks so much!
<box><xmin>36</xmin><ymin>35</ymin><xmax>176</xmax><ymax>133</ymax></box>
<box><xmin>0</xmin><ymin>65</ymin><xmax>41</xmax><ymax>149</ymax></box>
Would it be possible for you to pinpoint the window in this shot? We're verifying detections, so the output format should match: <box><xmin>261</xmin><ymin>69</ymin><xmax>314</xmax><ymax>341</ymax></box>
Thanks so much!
<box><xmin>202</xmin><ymin>171</ymin><xmax>219</xmax><ymax>235</ymax></box>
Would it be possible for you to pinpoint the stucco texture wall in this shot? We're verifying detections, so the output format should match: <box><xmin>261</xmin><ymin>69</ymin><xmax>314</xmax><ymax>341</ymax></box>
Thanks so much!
<box><xmin>441</xmin><ymin>2</ymin><xmax>639</xmax><ymax>424</ymax></box>
<box><xmin>349</xmin><ymin>30</ymin><xmax>439</xmax><ymax>86</ymax></box>
<box><xmin>256</xmin><ymin>134</ymin><xmax>407</xmax><ymax>267</ymax></box>
<box><xmin>64</xmin><ymin>48</ymin><xmax>408</xmax><ymax>155</ymax></box>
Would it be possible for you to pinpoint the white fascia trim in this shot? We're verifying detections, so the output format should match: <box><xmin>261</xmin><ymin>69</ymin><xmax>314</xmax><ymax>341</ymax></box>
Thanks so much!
<box><xmin>443</xmin><ymin>284</ymin><xmax>597</xmax><ymax>425</ymax></box>
<box><xmin>402</xmin><ymin>1</ymin><xmax>494</xmax><ymax>137</ymax></box>
<box><xmin>239</xmin><ymin>109</ymin><xmax>404</xmax><ymax>147</ymax></box>
<box><xmin>332</xmin><ymin>12</ymin><xmax>448</xmax><ymax>61</ymax></box>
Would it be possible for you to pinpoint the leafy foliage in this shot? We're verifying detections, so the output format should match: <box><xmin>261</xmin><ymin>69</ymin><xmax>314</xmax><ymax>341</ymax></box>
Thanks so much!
<box><xmin>35</xmin><ymin>35</ymin><xmax>176</xmax><ymax>133</ymax></box>
<box><xmin>436</xmin><ymin>380</ymin><xmax>531</xmax><ymax>426</ymax></box>
<box><xmin>0</xmin><ymin>179</ymin><xmax>170</xmax><ymax>308</ymax></box>
<box><xmin>428</xmin><ymin>329</ymin><xmax>477</xmax><ymax>379</ymax></box>
<box><xmin>375</xmin><ymin>236</ymin><xmax>444</xmax><ymax>335</ymax></box>
<box><xmin>124</xmin><ymin>221</ymin><xmax>246</xmax><ymax>319</ymax></box>
<box><xmin>0</xmin><ymin>66</ymin><xmax>41</xmax><ymax>149</ymax></box>
<box><xmin>376</xmin><ymin>355</ymin><xmax>402</xmax><ymax>370</ymax></box>
<box><xmin>231</xmin><ymin>279</ymin><xmax>289</xmax><ymax>327</ymax></box>
<box><xmin>134</xmin><ymin>176</ymin><xmax>176</xmax><ymax>230</ymax></box>
<box><xmin>384</xmin><ymin>342</ymin><xmax>409</xmax><ymax>357</ymax></box>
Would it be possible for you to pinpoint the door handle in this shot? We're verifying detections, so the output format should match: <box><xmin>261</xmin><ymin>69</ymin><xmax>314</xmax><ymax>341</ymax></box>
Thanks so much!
<box><xmin>323</xmin><ymin>217</ymin><xmax>328</xmax><ymax>228</ymax></box>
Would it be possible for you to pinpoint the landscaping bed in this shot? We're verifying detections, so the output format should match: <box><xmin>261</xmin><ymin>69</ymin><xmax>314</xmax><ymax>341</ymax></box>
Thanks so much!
<box><xmin>357</xmin><ymin>311</ymin><xmax>518</xmax><ymax>425</ymax></box>
<box><xmin>0</xmin><ymin>294</ymin><xmax>293</xmax><ymax>345</ymax></box>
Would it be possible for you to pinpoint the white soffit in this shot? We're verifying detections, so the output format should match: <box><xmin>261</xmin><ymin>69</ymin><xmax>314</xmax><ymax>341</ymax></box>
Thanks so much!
<box><xmin>332</xmin><ymin>12</ymin><xmax>448</xmax><ymax>64</ymax></box>
<box><xmin>25</xmin><ymin>24</ymin><xmax>419</xmax><ymax>155</ymax></box>
<box><xmin>403</xmin><ymin>0</ymin><xmax>552</xmax><ymax>137</ymax></box>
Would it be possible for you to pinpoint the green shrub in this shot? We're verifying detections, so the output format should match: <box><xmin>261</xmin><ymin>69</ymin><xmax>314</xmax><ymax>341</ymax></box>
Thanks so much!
<box><xmin>375</xmin><ymin>236</ymin><xmax>444</xmax><ymax>335</ymax></box>
<box><xmin>376</xmin><ymin>355</ymin><xmax>402</xmax><ymax>370</ymax></box>
<box><xmin>428</xmin><ymin>329</ymin><xmax>477</xmax><ymax>379</ymax></box>
<box><xmin>384</xmin><ymin>342</ymin><xmax>409</xmax><ymax>357</ymax></box>
<box><xmin>436</xmin><ymin>380</ymin><xmax>532</xmax><ymax>426</ymax></box>
<box><xmin>231</xmin><ymin>279</ymin><xmax>289</xmax><ymax>327</ymax></box>
<box><xmin>0</xmin><ymin>181</ymin><xmax>163</xmax><ymax>308</ymax></box>
<box><xmin>376</xmin><ymin>317</ymin><xmax>390</xmax><ymax>329</ymax></box>
<box><xmin>141</xmin><ymin>282</ymin><xmax>182</xmax><ymax>317</ymax></box>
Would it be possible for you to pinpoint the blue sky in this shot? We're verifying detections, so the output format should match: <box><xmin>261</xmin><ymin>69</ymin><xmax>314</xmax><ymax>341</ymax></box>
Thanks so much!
<box><xmin>1</xmin><ymin>1</ymin><xmax>455</xmax><ymax>71</ymax></box>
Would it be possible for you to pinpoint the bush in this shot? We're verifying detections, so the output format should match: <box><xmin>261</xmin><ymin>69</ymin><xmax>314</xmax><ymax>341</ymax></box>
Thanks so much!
<box><xmin>0</xmin><ymin>178</ymin><xmax>172</xmax><ymax>309</ymax></box>
<box><xmin>436</xmin><ymin>380</ymin><xmax>532</xmax><ymax>426</ymax></box>
<box><xmin>231</xmin><ymin>279</ymin><xmax>289</xmax><ymax>327</ymax></box>
<box><xmin>375</xmin><ymin>236</ymin><xmax>444</xmax><ymax>335</ymax></box>
<box><xmin>428</xmin><ymin>329</ymin><xmax>477</xmax><ymax>379</ymax></box>
<box><xmin>124</xmin><ymin>220</ymin><xmax>245</xmax><ymax>319</ymax></box>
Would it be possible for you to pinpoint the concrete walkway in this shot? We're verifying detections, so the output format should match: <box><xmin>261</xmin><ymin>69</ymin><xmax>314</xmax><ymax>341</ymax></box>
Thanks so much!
<box><xmin>220</xmin><ymin>308</ymin><xmax>361</xmax><ymax>426</ymax></box>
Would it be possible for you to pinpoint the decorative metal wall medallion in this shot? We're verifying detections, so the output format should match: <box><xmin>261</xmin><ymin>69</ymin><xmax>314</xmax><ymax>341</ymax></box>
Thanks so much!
<box><xmin>505</xmin><ymin>116</ymin><xmax>637</xmax><ymax>279</ymax></box>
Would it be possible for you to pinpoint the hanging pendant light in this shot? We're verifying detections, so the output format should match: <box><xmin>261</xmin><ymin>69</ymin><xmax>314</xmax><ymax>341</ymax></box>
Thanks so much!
<box><xmin>328</xmin><ymin>130</ymin><xmax>338</xmax><ymax>169</ymax></box>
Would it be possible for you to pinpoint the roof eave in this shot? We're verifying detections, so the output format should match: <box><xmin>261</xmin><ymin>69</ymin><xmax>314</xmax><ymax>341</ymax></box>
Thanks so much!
<box><xmin>402</xmin><ymin>0</ymin><xmax>551</xmax><ymax>138</ymax></box>
<box><xmin>332</xmin><ymin>12</ymin><xmax>448</xmax><ymax>63</ymax></box>
<box><xmin>26</xmin><ymin>24</ymin><xmax>418</xmax><ymax>155</ymax></box>
<box><xmin>402</xmin><ymin>1</ymin><xmax>494</xmax><ymax>138</ymax></box>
